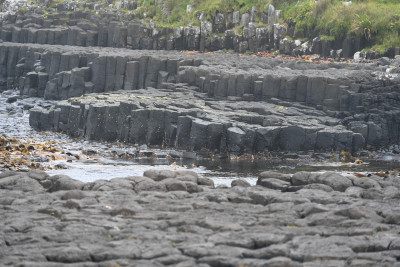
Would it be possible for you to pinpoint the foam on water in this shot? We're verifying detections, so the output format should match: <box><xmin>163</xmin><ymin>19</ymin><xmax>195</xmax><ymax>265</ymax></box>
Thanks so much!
<box><xmin>45</xmin><ymin>160</ymin><xmax>258</xmax><ymax>186</ymax></box>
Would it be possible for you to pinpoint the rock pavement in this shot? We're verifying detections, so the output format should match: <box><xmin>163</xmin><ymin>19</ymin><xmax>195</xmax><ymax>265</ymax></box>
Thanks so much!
<box><xmin>1</xmin><ymin>169</ymin><xmax>400</xmax><ymax>266</ymax></box>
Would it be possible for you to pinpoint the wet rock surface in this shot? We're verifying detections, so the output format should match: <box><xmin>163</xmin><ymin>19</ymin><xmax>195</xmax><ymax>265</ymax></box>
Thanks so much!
<box><xmin>1</xmin><ymin>169</ymin><xmax>400</xmax><ymax>266</ymax></box>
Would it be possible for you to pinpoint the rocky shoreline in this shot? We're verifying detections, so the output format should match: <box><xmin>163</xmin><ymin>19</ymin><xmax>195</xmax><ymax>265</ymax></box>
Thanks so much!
<box><xmin>1</xmin><ymin>2</ymin><xmax>400</xmax><ymax>266</ymax></box>
<box><xmin>1</xmin><ymin>168</ymin><xmax>400</xmax><ymax>266</ymax></box>
<box><xmin>0</xmin><ymin>11</ymin><xmax>399</xmax><ymax>157</ymax></box>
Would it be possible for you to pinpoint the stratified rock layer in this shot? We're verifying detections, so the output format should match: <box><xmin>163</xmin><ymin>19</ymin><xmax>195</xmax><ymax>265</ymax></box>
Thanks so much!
<box><xmin>1</xmin><ymin>169</ymin><xmax>400</xmax><ymax>266</ymax></box>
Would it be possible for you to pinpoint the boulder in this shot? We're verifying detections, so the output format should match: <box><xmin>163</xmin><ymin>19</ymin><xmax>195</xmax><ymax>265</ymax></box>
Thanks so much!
<box><xmin>162</xmin><ymin>178</ymin><xmax>188</xmax><ymax>192</ymax></box>
<box><xmin>315</xmin><ymin>172</ymin><xmax>353</xmax><ymax>192</ymax></box>
<box><xmin>143</xmin><ymin>169</ymin><xmax>177</xmax><ymax>181</ymax></box>
<box><xmin>0</xmin><ymin>174</ymin><xmax>45</xmax><ymax>193</ymax></box>
<box><xmin>198</xmin><ymin>177</ymin><xmax>215</xmax><ymax>187</ymax></box>
<box><xmin>258</xmin><ymin>178</ymin><xmax>291</xmax><ymax>191</ymax></box>
<box><xmin>231</xmin><ymin>179</ymin><xmax>251</xmax><ymax>188</ymax></box>
<box><xmin>47</xmin><ymin>175</ymin><xmax>85</xmax><ymax>192</ymax></box>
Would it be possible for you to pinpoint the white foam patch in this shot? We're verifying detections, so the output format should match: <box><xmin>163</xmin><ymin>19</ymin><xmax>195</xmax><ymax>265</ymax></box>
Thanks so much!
<box><xmin>212</xmin><ymin>177</ymin><xmax>257</xmax><ymax>187</ymax></box>
<box><xmin>45</xmin><ymin>162</ymin><xmax>202</xmax><ymax>183</ymax></box>
<box><xmin>45</xmin><ymin>161</ymin><xmax>258</xmax><ymax>187</ymax></box>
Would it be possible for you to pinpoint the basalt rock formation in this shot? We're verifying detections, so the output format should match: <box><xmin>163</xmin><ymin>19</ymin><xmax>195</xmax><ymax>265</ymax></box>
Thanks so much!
<box><xmin>0</xmin><ymin>1</ymin><xmax>398</xmax><ymax>156</ymax></box>
<box><xmin>7</xmin><ymin>41</ymin><xmax>396</xmax><ymax>155</ymax></box>
<box><xmin>1</xmin><ymin>169</ymin><xmax>400</xmax><ymax>266</ymax></box>
<box><xmin>0</xmin><ymin>1</ymin><xmax>392</xmax><ymax>59</ymax></box>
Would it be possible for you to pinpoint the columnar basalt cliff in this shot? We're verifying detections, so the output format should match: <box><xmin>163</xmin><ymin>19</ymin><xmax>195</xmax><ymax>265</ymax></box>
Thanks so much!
<box><xmin>0</xmin><ymin>1</ymin><xmax>399</xmax><ymax>156</ymax></box>
<box><xmin>1</xmin><ymin>42</ymin><xmax>395</xmax><ymax>155</ymax></box>
<box><xmin>1</xmin><ymin>1</ymin><xmax>395</xmax><ymax>59</ymax></box>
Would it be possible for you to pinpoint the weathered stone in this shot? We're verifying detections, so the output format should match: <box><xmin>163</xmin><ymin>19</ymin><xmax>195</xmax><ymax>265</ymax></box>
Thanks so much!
<box><xmin>47</xmin><ymin>175</ymin><xmax>85</xmax><ymax>192</ymax></box>
<box><xmin>0</xmin><ymin>174</ymin><xmax>44</xmax><ymax>193</ymax></box>
<box><xmin>162</xmin><ymin>178</ymin><xmax>188</xmax><ymax>191</ymax></box>
<box><xmin>198</xmin><ymin>177</ymin><xmax>215</xmax><ymax>187</ymax></box>
<box><xmin>231</xmin><ymin>179</ymin><xmax>251</xmax><ymax>187</ymax></box>
<box><xmin>315</xmin><ymin>172</ymin><xmax>353</xmax><ymax>192</ymax></box>
<box><xmin>258</xmin><ymin>178</ymin><xmax>291</xmax><ymax>191</ymax></box>
<box><xmin>44</xmin><ymin>247</ymin><xmax>91</xmax><ymax>263</ymax></box>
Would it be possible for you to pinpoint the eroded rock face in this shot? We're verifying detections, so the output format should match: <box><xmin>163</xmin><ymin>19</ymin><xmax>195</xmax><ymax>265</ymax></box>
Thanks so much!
<box><xmin>28</xmin><ymin>72</ymin><xmax>400</xmax><ymax>155</ymax></box>
<box><xmin>0</xmin><ymin>42</ymin><xmax>391</xmax><ymax>154</ymax></box>
<box><xmin>0</xmin><ymin>1</ymin><xmax>384</xmax><ymax>58</ymax></box>
<box><xmin>28</xmin><ymin>86</ymin><xmax>366</xmax><ymax>155</ymax></box>
<box><xmin>0</xmin><ymin>40</ymin><xmax>399</xmax><ymax>154</ymax></box>
<box><xmin>1</xmin><ymin>169</ymin><xmax>400</xmax><ymax>266</ymax></box>
<box><xmin>0</xmin><ymin>41</ymin><xmax>394</xmax><ymax>154</ymax></box>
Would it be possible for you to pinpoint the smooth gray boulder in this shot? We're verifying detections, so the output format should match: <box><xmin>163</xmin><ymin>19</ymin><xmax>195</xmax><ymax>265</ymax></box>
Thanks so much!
<box><xmin>231</xmin><ymin>179</ymin><xmax>251</xmax><ymax>188</ymax></box>
<box><xmin>47</xmin><ymin>175</ymin><xmax>85</xmax><ymax>192</ymax></box>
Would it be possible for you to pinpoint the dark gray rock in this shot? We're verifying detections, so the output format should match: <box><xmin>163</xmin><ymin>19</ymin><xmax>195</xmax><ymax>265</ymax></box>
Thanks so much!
<box><xmin>290</xmin><ymin>236</ymin><xmax>355</xmax><ymax>262</ymax></box>
<box><xmin>302</xmin><ymin>183</ymin><xmax>333</xmax><ymax>192</ymax></box>
<box><xmin>291</xmin><ymin>172</ymin><xmax>319</xmax><ymax>186</ymax></box>
<box><xmin>380</xmin><ymin>57</ymin><xmax>391</xmax><ymax>66</ymax></box>
<box><xmin>6</xmin><ymin>95</ymin><xmax>18</xmax><ymax>103</ymax></box>
<box><xmin>143</xmin><ymin>169</ymin><xmax>177</xmax><ymax>181</ymax></box>
<box><xmin>134</xmin><ymin>180</ymin><xmax>167</xmax><ymax>192</ymax></box>
<box><xmin>162</xmin><ymin>178</ymin><xmax>188</xmax><ymax>192</ymax></box>
<box><xmin>198</xmin><ymin>177</ymin><xmax>215</xmax><ymax>187</ymax></box>
<box><xmin>231</xmin><ymin>179</ymin><xmax>251</xmax><ymax>187</ymax></box>
<box><xmin>315</xmin><ymin>172</ymin><xmax>353</xmax><ymax>192</ymax></box>
<box><xmin>258</xmin><ymin>178</ymin><xmax>291</xmax><ymax>191</ymax></box>
<box><xmin>0</xmin><ymin>167</ymin><xmax>399</xmax><ymax>266</ymax></box>
<box><xmin>350</xmin><ymin>176</ymin><xmax>382</xmax><ymax>189</ymax></box>
<box><xmin>0</xmin><ymin>173</ymin><xmax>45</xmax><ymax>193</ymax></box>
<box><xmin>47</xmin><ymin>174</ymin><xmax>85</xmax><ymax>192</ymax></box>
<box><xmin>60</xmin><ymin>190</ymin><xmax>87</xmax><ymax>200</ymax></box>
<box><xmin>44</xmin><ymin>247</ymin><xmax>91</xmax><ymax>263</ymax></box>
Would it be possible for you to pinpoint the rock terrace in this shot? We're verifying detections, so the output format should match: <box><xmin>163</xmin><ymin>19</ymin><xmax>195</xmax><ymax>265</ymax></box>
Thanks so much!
<box><xmin>1</xmin><ymin>169</ymin><xmax>400</xmax><ymax>266</ymax></box>
<box><xmin>29</xmin><ymin>87</ymin><xmax>365</xmax><ymax>156</ymax></box>
<box><xmin>6</xmin><ymin>42</ymin><xmax>397</xmax><ymax>155</ymax></box>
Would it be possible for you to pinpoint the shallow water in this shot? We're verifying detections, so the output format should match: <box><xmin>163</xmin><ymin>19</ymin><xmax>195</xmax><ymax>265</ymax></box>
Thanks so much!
<box><xmin>2</xmin><ymin>92</ymin><xmax>400</xmax><ymax>186</ymax></box>
<box><xmin>45</xmin><ymin>160</ymin><xmax>258</xmax><ymax>186</ymax></box>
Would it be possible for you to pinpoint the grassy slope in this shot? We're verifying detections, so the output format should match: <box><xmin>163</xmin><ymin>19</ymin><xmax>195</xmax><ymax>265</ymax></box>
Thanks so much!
<box><xmin>33</xmin><ymin>0</ymin><xmax>400</xmax><ymax>52</ymax></box>
<box><xmin>282</xmin><ymin>0</ymin><xmax>400</xmax><ymax>53</ymax></box>
<box><xmin>133</xmin><ymin>0</ymin><xmax>274</xmax><ymax>27</ymax></box>
<box><xmin>131</xmin><ymin>0</ymin><xmax>400</xmax><ymax>52</ymax></box>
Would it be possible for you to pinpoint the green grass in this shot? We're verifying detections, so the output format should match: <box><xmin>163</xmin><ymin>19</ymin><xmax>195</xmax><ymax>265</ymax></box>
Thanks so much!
<box><xmin>23</xmin><ymin>0</ymin><xmax>400</xmax><ymax>52</ymax></box>
<box><xmin>320</xmin><ymin>35</ymin><xmax>335</xmax><ymax>41</ymax></box>
<box><xmin>134</xmin><ymin>0</ymin><xmax>275</xmax><ymax>27</ymax></box>
<box><xmin>283</xmin><ymin>0</ymin><xmax>400</xmax><ymax>51</ymax></box>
